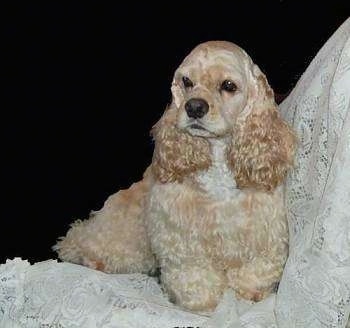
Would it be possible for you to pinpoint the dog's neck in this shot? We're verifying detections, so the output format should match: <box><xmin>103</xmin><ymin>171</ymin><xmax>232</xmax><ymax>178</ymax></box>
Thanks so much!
<box><xmin>195</xmin><ymin>138</ymin><xmax>240</xmax><ymax>200</ymax></box>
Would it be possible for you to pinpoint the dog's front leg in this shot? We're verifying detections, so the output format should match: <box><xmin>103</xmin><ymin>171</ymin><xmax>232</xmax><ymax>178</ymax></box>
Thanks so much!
<box><xmin>227</xmin><ymin>254</ymin><xmax>286</xmax><ymax>302</ymax></box>
<box><xmin>161</xmin><ymin>263</ymin><xmax>227</xmax><ymax>311</ymax></box>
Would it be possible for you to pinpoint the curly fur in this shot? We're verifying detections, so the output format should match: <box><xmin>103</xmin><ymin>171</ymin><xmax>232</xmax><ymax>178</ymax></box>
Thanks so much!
<box><xmin>54</xmin><ymin>41</ymin><xmax>296</xmax><ymax>312</ymax></box>
<box><xmin>151</xmin><ymin>106</ymin><xmax>211</xmax><ymax>183</ymax></box>
<box><xmin>229</xmin><ymin>73</ymin><xmax>296</xmax><ymax>191</ymax></box>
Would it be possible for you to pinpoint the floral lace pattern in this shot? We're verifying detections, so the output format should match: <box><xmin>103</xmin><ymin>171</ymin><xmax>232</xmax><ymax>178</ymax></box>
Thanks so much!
<box><xmin>277</xmin><ymin>18</ymin><xmax>350</xmax><ymax>328</ymax></box>
<box><xmin>1</xmin><ymin>18</ymin><xmax>349</xmax><ymax>328</ymax></box>
<box><xmin>0</xmin><ymin>258</ymin><xmax>277</xmax><ymax>328</ymax></box>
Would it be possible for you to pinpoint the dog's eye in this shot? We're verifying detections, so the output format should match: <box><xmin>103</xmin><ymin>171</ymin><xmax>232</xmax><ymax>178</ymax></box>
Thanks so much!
<box><xmin>221</xmin><ymin>80</ymin><xmax>237</xmax><ymax>92</ymax></box>
<box><xmin>182</xmin><ymin>76</ymin><xmax>193</xmax><ymax>88</ymax></box>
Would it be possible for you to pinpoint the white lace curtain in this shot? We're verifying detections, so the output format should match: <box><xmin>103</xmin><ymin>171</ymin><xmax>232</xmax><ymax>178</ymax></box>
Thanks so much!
<box><xmin>1</xmin><ymin>17</ymin><xmax>349</xmax><ymax>328</ymax></box>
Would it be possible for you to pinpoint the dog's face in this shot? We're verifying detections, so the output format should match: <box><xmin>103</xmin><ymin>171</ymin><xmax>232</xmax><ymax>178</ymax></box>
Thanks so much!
<box><xmin>152</xmin><ymin>41</ymin><xmax>296</xmax><ymax>191</ymax></box>
<box><xmin>172</xmin><ymin>42</ymin><xmax>251</xmax><ymax>138</ymax></box>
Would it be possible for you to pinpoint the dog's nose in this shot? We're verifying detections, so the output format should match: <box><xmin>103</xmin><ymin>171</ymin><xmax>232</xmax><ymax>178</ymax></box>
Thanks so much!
<box><xmin>185</xmin><ymin>98</ymin><xmax>209</xmax><ymax>119</ymax></box>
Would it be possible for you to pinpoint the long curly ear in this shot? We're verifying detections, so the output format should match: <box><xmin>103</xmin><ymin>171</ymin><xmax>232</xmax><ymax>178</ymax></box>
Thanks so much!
<box><xmin>229</xmin><ymin>65</ymin><xmax>296</xmax><ymax>192</ymax></box>
<box><xmin>151</xmin><ymin>105</ymin><xmax>211</xmax><ymax>183</ymax></box>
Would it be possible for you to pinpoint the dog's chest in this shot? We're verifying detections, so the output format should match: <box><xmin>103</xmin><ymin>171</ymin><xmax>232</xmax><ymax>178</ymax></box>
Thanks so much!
<box><xmin>147</xmin><ymin>140</ymin><xmax>250</xmax><ymax>262</ymax></box>
<box><xmin>147</xmin><ymin>179</ymin><xmax>248</xmax><ymax>265</ymax></box>
<box><xmin>196</xmin><ymin>139</ymin><xmax>240</xmax><ymax>200</ymax></box>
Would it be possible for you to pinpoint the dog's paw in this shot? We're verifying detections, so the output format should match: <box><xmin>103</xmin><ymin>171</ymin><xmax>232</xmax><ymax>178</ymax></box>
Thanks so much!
<box><xmin>234</xmin><ymin>285</ymin><xmax>266</xmax><ymax>302</ymax></box>
<box><xmin>82</xmin><ymin>258</ymin><xmax>106</xmax><ymax>272</ymax></box>
<box><xmin>227</xmin><ymin>269</ymin><xmax>272</xmax><ymax>302</ymax></box>
<box><xmin>162</xmin><ymin>266</ymin><xmax>226</xmax><ymax>311</ymax></box>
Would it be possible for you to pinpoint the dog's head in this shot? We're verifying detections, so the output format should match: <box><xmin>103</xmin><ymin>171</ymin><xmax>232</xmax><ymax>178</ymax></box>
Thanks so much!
<box><xmin>152</xmin><ymin>41</ymin><xmax>296</xmax><ymax>191</ymax></box>
<box><xmin>174</xmin><ymin>41</ymin><xmax>251</xmax><ymax>138</ymax></box>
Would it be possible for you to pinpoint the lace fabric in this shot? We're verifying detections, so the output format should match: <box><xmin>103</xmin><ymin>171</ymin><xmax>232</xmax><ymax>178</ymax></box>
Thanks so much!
<box><xmin>277</xmin><ymin>17</ymin><xmax>350</xmax><ymax>328</ymax></box>
<box><xmin>0</xmin><ymin>258</ymin><xmax>276</xmax><ymax>328</ymax></box>
<box><xmin>1</xmin><ymin>17</ymin><xmax>349</xmax><ymax>328</ymax></box>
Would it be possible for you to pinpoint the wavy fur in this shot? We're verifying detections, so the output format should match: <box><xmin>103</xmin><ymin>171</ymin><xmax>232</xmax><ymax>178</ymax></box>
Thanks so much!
<box><xmin>54</xmin><ymin>41</ymin><xmax>296</xmax><ymax>312</ymax></box>
<box><xmin>229</xmin><ymin>72</ymin><xmax>296</xmax><ymax>191</ymax></box>
<box><xmin>151</xmin><ymin>106</ymin><xmax>211</xmax><ymax>183</ymax></box>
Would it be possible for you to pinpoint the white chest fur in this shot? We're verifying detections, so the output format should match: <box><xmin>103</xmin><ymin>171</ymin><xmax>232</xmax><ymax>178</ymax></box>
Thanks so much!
<box><xmin>196</xmin><ymin>139</ymin><xmax>240</xmax><ymax>201</ymax></box>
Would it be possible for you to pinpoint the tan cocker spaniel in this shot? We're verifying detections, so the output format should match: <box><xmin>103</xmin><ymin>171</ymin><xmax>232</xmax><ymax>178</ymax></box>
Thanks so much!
<box><xmin>54</xmin><ymin>41</ymin><xmax>296</xmax><ymax>311</ymax></box>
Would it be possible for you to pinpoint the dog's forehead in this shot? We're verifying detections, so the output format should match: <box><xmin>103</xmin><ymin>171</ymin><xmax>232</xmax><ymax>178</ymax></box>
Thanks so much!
<box><xmin>178</xmin><ymin>42</ymin><xmax>248</xmax><ymax>75</ymax></box>
<box><xmin>176</xmin><ymin>54</ymin><xmax>245</xmax><ymax>83</ymax></box>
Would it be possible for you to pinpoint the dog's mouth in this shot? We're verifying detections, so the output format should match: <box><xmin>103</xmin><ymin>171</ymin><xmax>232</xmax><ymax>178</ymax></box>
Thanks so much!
<box><xmin>190</xmin><ymin>123</ymin><xmax>206</xmax><ymax>130</ymax></box>
<box><xmin>180</xmin><ymin>116</ymin><xmax>229</xmax><ymax>138</ymax></box>
<box><xmin>184</xmin><ymin>121</ymin><xmax>217</xmax><ymax>138</ymax></box>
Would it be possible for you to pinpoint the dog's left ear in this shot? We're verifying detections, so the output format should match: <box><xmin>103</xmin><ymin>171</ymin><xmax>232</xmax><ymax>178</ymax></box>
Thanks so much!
<box><xmin>229</xmin><ymin>65</ymin><xmax>296</xmax><ymax>192</ymax></box>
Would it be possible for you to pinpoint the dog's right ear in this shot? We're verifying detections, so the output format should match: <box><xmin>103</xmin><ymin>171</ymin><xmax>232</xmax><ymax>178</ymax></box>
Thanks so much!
<box><xmin>151</xmin><ymin>103</ymin><xmax>211</xmax><ymax>183</ymax></box>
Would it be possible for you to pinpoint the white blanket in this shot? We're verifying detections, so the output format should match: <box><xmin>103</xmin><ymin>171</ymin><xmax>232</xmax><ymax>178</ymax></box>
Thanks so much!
<box><xmin>1</xmin><ymin>17</ymin><xmax>349</xmax><ymax>328</ymax></box>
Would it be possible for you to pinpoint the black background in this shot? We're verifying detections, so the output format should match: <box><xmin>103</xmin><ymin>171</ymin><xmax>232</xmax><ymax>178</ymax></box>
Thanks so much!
<box><xmin>2</xmin><ymin>2</ymin><xmax>349</xmax><ymax>264</ymax></box>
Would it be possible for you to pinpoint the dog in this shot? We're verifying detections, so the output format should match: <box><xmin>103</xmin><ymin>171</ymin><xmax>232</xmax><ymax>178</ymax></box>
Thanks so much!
<box><xmin>54</xmin><ymin>41</ymin><xmax>296</xmax><ymax>311</ymax></box>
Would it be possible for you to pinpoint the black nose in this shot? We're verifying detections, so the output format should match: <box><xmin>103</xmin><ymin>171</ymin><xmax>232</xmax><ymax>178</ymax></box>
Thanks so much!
<box><xmin>185</xmin><ymin>98</ymin><xmax>209</xmax><ymax>119</ymax></box>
